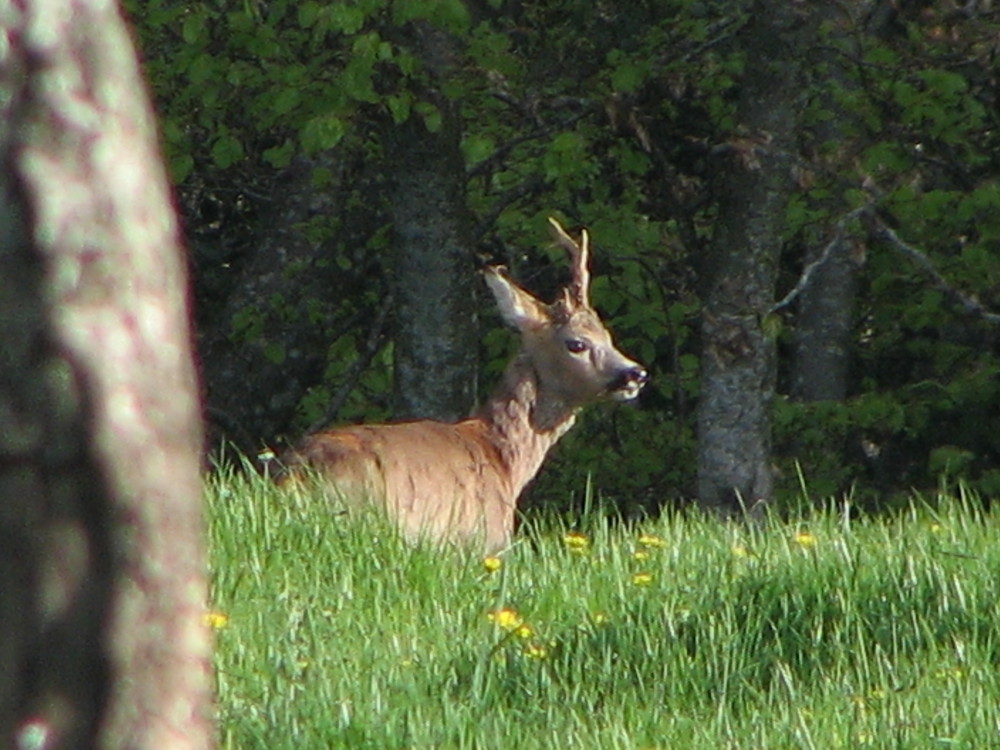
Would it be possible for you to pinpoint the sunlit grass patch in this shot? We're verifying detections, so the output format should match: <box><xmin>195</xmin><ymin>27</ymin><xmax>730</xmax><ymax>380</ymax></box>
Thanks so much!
<box><xmin>206</xmin><ymin>467</ymin><xmax>1000</xmax><ymax>749</ymax></box>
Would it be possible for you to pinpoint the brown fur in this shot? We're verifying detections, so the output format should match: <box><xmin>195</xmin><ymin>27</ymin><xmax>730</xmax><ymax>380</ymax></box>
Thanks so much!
<box><xmin>282</xmin><ymin>219</ymin><xmax>647</xmax><ymax>552</ymax></box>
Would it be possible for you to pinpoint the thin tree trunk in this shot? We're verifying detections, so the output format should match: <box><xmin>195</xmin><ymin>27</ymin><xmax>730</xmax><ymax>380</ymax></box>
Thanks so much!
<box><xmin>790</xmin><ymin>7</ymin><xmax>863</xmax><ymax>403</ymax></box>
<box><xmin>1</xmin><ymin>1</ymin><xmax>212</xmax><ymax>747</ymax></box>
<box><xmin>697</xmin><ymin>2</ymin><xmax>812</xmax><ymax>514</ymax></box>
<box><xmin>791</xmin><ymin>238</ymin><xmax>859</xmax><ymax>401</ymax></box>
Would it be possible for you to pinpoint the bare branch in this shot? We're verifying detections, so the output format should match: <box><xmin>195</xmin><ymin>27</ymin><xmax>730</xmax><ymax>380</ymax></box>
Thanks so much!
<box><xmin>771</xmin><ymin>206</ymin><xmax>868</xmax><ymax>313</ymax></box>
<box><xmin>467</xmin><ymin>109</ymin><xmax>593</xmax><ymax>180</ymax></box>
<box><xmin>679</xmin><ymin>16</ymin><xmax>749</xmax><ymax>62</ymax></box>
<box><xmin>472</xmin><ymin>174</ymin><xmax>545</xmax><ymax>241</ymax></box>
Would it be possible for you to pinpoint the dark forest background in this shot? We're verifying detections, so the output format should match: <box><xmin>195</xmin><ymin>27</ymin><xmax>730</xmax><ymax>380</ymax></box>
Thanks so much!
<box><xmin>127</xmin><ymin>0</ymin><xmax>1000</xmax><ymax>514</ymax></box>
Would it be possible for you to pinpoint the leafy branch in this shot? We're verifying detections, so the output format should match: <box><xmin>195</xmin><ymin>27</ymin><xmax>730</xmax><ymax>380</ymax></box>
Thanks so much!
<box><xmin>307</xmin><ymin>296</ymin><xmax>393</xmax><ymax>434</ymax></box>
<box><xmin>772</xmin><ymin>202</ymin><xmax>1000</xmax><ymax>325</ymax></box>
<box><xmin>866</xmin><ymin>214</ymin><xmax>1000</xmax><ymax>325</ymax></box>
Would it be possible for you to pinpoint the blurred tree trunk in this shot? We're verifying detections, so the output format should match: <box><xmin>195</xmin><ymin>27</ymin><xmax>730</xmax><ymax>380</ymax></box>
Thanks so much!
<box><xmin>385</xmin><ymin>22</ymin><xmax>478</xmax><ymax>421</ymax></box>
<box><xmin>0</xmin><ymin>1</ymin><xmax>212</xmax><ymax>748</ymax></box>
<box><xmin>696</xmin><ymin>2</ymin><xmax>813</xmax><ymax>515</ymax></box>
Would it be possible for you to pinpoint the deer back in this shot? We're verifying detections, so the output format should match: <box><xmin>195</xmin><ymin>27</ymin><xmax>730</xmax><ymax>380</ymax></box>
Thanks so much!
<box><xmin>286</xmin><ymin>419</ymin><xmax>516</xmax><ymax>550</ymax></box>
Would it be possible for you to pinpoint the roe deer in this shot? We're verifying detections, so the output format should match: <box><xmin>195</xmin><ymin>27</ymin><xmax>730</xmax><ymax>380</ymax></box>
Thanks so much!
<box><xmin>282</xmin><ymin>218</ymin><xmax>648</xmax><ymax>552</ymax></box>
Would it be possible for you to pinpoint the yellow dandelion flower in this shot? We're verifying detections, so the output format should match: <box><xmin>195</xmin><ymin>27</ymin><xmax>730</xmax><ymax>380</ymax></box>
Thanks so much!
<box><xmin>483</xmin><ymin>555</ymin><xmax>503</xmax><ymax>573</ymax></box>
<box><xmin>524</xmin><ymin>642</ymin><xmax>548</xmax><ymax>659</ymax></box>
<box><xmin>563</xmin><ymin>531</ymin><xmax>590</xmax><ymax>552</ymax></box>
<box><xmin>632</xmin><ymin>572</ymin><xmax>653</xmax><ymax>587</ymax></box>
<box><xmin>731</xmin><ymin>543</ymin><xmax>752</xmax><ymax>558</ymax></box>
<box><xmin>633</xmin><ymin>549</ymin><xmax>650</xmax><ymax>561</ymax></box>
<box><xmin>591</xmin><ymin>611</ymin><xmax>609</xmax><ymax>625</ymax></box>
<box><xmin>929</xmin><ymin>522</ymin><xmax>944</xmax><ymax>534</ymax></box>
<box><xmin>793</xmin><ymin>530</ymin><xmax>817</xmax><ymax>548</ymax></box>
<box><xmin>203</xmin><ymin>611</ymin><xmax>229</xmax><ymax>630</ymax></box>
<box><xmin>487</xmin><ymin>608</ymin><xmax>522</xmax><ymax>631</ymax></box>
<box><xmin>515</xmin><ymin>623</ymin><xmax>534</xmax><ymax>639</ymax></box>
<box><xmin>638</xmin><ymin>533</ymin><xmax>666</xmax><ymax>548</ymax></box>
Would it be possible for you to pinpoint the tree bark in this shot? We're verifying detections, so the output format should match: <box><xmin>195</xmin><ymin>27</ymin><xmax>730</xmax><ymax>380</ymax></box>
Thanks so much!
<box><xmin>385</xmin><ymin>23</ymin><xmax>478</xmax><ymax>421</ymax></box>
<box><xmin>0</xmin><ymin>116</ymin><xmax>115</xmax><ymax>750</ymax></box>
<box><xmin>696</xmin><ymin>2</ymin><xmax>812</xmax><ymax>514</ymax></box>
<box><xmin>791</xmin><ymin>238</ymin><xmax>859</xmax><ymax>401</ymax></box>
<box><xmin>1</xmin><ymin>1</ymin><xmax>212</xmax><ymax>748</ymax></box>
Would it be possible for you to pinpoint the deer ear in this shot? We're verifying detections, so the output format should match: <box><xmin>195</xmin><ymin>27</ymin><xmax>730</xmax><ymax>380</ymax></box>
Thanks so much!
<box><xmin>484</xmin><ymin>266</ymin><xmax>549</xmax><ymax>331</ymax></box>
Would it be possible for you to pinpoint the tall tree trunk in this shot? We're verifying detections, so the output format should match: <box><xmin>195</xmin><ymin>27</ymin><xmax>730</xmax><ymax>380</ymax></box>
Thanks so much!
<box><xmin>790</xmin><ymin>7</ymin><xmax>863</xmax><ymax>403</ymax></box>
<box><xmin>1</xmin><ymin>1</ymin><xmax>212</xmax><ymax>748</ymax></box>
<box><xmin>697</xmin><ymin>2</ymin><xmax>812</xmax><ymax>514</ymax></box>
<box><xmin>385</xmin><ymin>23</ymin><xmax>477</xmax><ymax>421</ymax></box>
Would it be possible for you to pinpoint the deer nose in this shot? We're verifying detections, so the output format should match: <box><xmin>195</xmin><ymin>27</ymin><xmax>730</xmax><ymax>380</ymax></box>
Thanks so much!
<box><xmin>625</xmin><ymin>366</ymin><xmax>648</xmax><ymax>386</ymax></box>
<box><xmin>609</xmin><ymin>365</ymin><xmax>649</xmax><ymax>395</ymax></box>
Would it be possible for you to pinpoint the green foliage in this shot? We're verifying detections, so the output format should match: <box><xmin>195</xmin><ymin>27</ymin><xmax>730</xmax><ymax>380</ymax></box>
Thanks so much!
<box><xmin>129</xmin><ymin>0</ymin><xmax>1000</xmax><ymax>506</ymax></box>
<box><xmin>773</xmin><ymin>8</ymin><xmax>1000</xmax><ymax>503</ymax></box>
<box><xmin>208</xmin><ymin>471</ymin><xmax>1000</xmax><ymax>748</ymax></box>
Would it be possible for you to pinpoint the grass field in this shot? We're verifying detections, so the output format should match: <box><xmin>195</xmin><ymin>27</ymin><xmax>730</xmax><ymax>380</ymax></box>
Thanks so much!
<box><xmin>207</xmin><ymin>471</ymin><xmax>1000</xmax><ymax>749</ymax></box>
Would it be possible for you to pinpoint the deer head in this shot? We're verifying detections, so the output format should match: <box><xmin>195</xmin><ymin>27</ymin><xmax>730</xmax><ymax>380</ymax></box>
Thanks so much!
<box><xmin>484</xmin><ymin>218</ymin><xmax>648</xmax><ymax>411</ymax></box>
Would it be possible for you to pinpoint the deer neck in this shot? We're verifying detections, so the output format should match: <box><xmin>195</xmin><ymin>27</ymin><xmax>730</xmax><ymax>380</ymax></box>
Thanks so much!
<box><xmin>478</xmin><ymin>353</ymin><xmax>579</xmax><ymax>496</ymax></box>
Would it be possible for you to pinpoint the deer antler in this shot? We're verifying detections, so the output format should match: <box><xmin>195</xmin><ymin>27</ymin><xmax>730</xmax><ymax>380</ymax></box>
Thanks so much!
<box><xmin>548</xmin><ymin>216</ymin><xmax>591</xmax><ymax>308</ymax></box>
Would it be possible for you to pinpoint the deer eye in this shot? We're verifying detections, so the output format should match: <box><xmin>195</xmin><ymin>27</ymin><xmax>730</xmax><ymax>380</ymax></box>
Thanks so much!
<box><xmin>565</xmin><ymin>338</ymin><xmax>589</xmax><ymax>354</ymax></box>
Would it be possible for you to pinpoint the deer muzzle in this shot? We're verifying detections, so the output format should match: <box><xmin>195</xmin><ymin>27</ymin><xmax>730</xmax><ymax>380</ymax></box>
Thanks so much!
<box><xmin>608</xmin><ymin>365</ymin><xmax>648</xmax><ymax>401</ymax></box>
